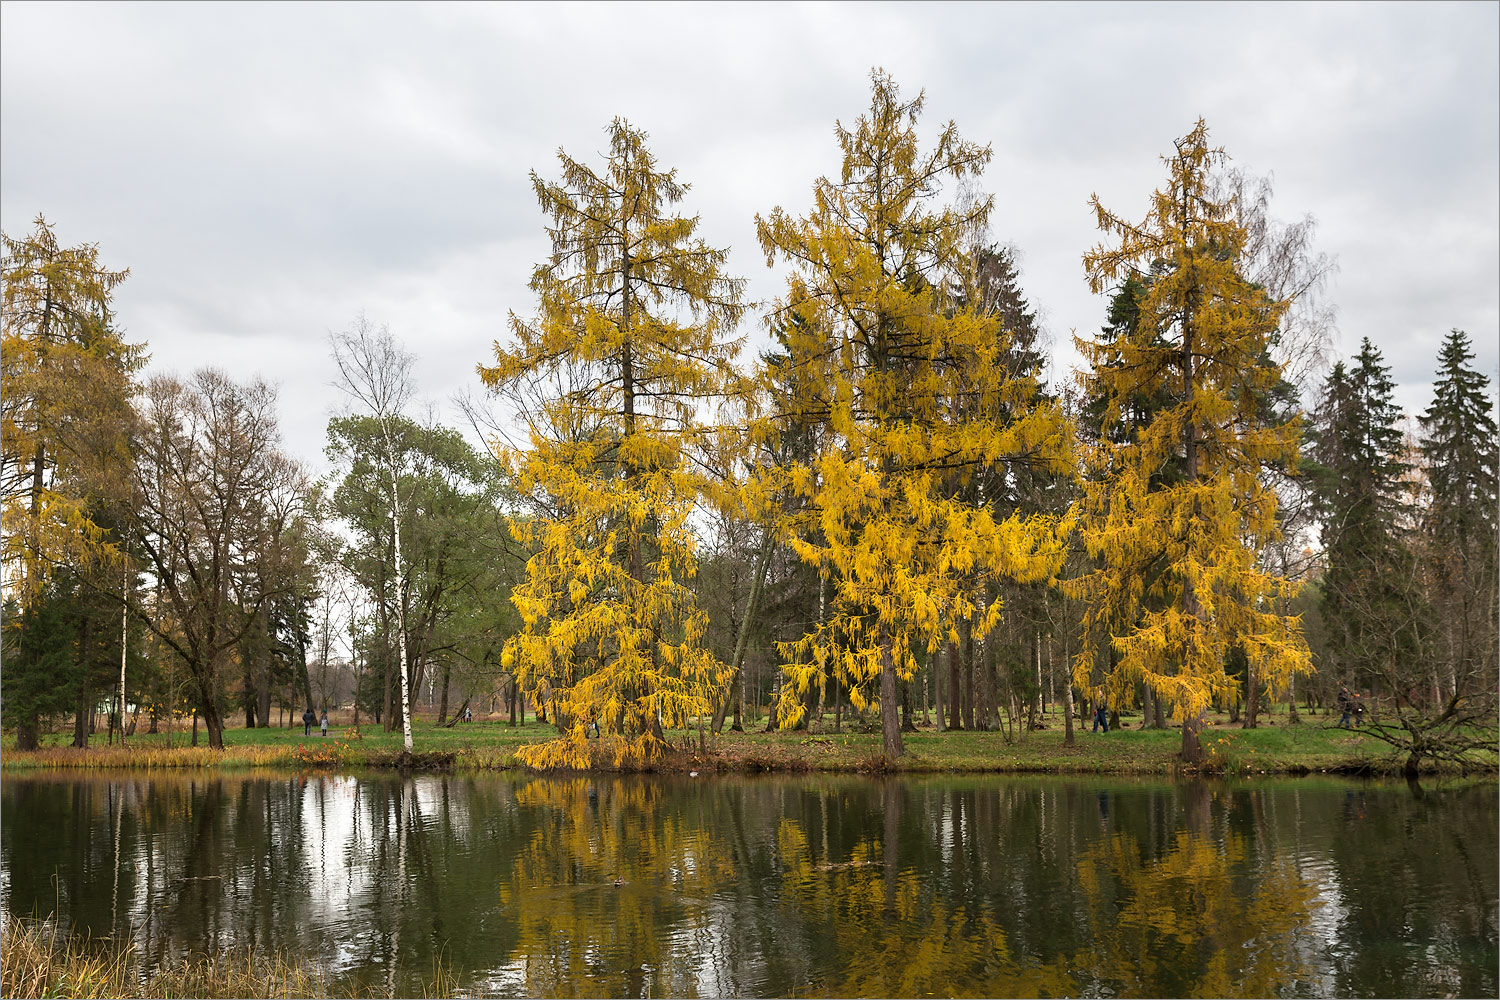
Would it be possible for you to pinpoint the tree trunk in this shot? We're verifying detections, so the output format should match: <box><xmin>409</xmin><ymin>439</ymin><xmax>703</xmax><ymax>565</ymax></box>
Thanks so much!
<box><xmin>879</xmin><ymin>623</ymin><xmax>903</xmax><ymax>759</ymax></box>
<box><xmin>1033</xmin><ymin>631</ymin><xmax>1043</xmax><ymax>723</ymax></box>
<box><xmin>1181</xmin><ymin>710</ymin><xmax>1205</xmax><ymax>766</ymax></box>
<box><xmin>1287</xmin><ymin>674</ymin><xmax>1300</xmax><ymax>724</ymax></box>
<box><xmin>947</xmin><ymin>634</ymin><xmax>962</xmax><ymax>730</ymax></box>
<box><xmin>437</xmin><ymin>661</ymin><xmax>451</xmax><ymax>726</ymax></box>
<box><xmin>961</xmin><ymin>617</ymin><xmax>975</xmax><ymax>731</ymax></box>
<box><xmin>765</xmin><ymin>668</ymin><xmax>782</xmax><ymax>732</ymax></box>
<box><xmin>72</xmin><ymin>607</ymin><xmax>93</xmax><ymax>748</ymax></box>
<box><xmin>934</xmin><ymin>645</ymin><xmax>944</xmax><ymax>732</ymax></box>
<box><xmin>1062</xmin><ymin>676</ymin><xmax>1075</xmax><ymax>747</ymax></box>
<box><xmin>1243</xmin><ymin>659</ymin><xmax>1259</xmax><ymax>729</ymax></box>
<box><xmin>900</xmin><ymin>679</ymin><xmax>915</xmax><ymax>732</ymax></box>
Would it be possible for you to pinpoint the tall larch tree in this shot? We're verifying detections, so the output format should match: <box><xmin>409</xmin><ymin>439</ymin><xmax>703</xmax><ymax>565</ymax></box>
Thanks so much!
<box><xmin>1</xmin><ymin>216</ymin><xmax>140</xmax><ymax>750</ymax></box>
<box><xmin>1071</xmin><ymin>121</ymin><xmax>1312</xmax><ymax>765</ymax></box>
<box><xmin>1</xmin><ymin>215</ymin><xmax>137</xmax><ymax>606</ymax></box>
<box><xmin>480</xmin><ymin>119</ymin><xmax>747</xmax><ymax>767</ymax></box>
<box><xmin>754</xmin><ymin>70</ymin><xmax>1074</xmax><ymax>760</ymax></box>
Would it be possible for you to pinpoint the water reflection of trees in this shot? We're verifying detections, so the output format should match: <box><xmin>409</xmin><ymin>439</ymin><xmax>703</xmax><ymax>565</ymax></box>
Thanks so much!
<box><xmin>2</xmin><ymin>774</ymin><xmax>1494</xmax><ymax>998</ymax></box>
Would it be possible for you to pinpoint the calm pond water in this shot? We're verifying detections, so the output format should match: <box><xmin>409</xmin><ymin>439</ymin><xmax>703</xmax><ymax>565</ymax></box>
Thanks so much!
<box><xmin>1</xmin><ymin>771</ymin><xmax>1495</xmax><ymax>998</ymax></box>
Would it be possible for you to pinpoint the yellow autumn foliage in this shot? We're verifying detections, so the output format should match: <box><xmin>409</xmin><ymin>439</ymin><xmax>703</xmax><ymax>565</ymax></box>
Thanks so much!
<box><xmin>480</xmin><ymin>120</ymin><xmax>747</xmax><ymax>768</ymax></box>
<box><xmin>753</xmin><ymin>71</ymin><xmax>1074</xmax><ymax>756</ymax></box>
<box><xmin>1070</xmin><ymin>121</ymin><xmax>1313</xmax><ymax>761</ymax></box>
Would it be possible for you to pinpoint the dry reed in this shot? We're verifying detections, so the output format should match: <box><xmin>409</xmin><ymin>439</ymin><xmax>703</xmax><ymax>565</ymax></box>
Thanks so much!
<box><xmin>1</xmin><ymin>918</ymin><xmax>460</xmax><ymax>998</ymax></box>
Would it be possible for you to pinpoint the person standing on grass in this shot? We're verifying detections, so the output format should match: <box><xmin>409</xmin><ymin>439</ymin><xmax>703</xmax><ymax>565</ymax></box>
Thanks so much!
<box><xmin>320</xmin><ymin>710</ymin><xmax>329</xmax><ymax>737</ymax></box>
<box><xmin>303</xmin><ymin>707</ymin><xmax>315</xmax><ymax>736</ymax></box>
<box><xmin>1352</xmin><ymin>692</ymin><xmax>1365</xmax><ymax>728</ymax></box>
<box><xmin>1093</xmin><ymin>691</ymin><xmax>1109</xmax><ymax>733</ymax></box>
<box><xmin>1337</xmin><ymin>685</ymin><xmax>1353</xmax><ymax>728</ymax></box>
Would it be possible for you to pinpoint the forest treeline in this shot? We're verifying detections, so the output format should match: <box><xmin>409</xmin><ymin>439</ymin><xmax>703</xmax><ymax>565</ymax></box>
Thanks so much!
<box><xmin>3</xmin><ymin>72</ymin><xmax>1495</xmax><ymax>774</ymax></box>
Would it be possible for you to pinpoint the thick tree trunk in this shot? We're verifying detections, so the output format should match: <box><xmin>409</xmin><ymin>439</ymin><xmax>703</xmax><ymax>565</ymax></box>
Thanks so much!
<box><xmin>258</xmin><ymin>649</ymin><xmax>273</xmax><ymax>727</ymax></box>
<box><xmin>948</xmin><ymin>634</ymin><xmax>962</xmax><ymax>730</ymax></box>
<box><xmin>437</xmin><ymin>661</ymin><xmax>451</xmax><ymax>726</ymax></box>
<box><xmin>195</xmin><ymin>673</ymin><xmax>226</xmax><ymax>751</ymax></box>
<box><xmin>961</xmin><ymin>618</ymin><xmax>975</xmax><ymax>731</ymax></box>
<box><xmin>879</xmin><ymin>624</ymin><xmax>903</xmax><ymax>759</ymax></box>
<box><xmin>900</xmin><ymin>679</ymin><xmax>915</xmax><ymax>732</ymax></box>
<box><xmin>73</xmin><ymin>662</ymin><xmax>91</xmax><ymax>749</ymax></box>
<box><xmin>1243</xmin><ymin>659</ymin><xmax>1259</xmax><ymax>729</ymax></box>
<box><xmin>1062</xmin><ymin>676</ymin><xmax>1075</xmax><ymax>747</ymax></box>
<box><xmin>1181</xmin><ymin>710</ymin><xmax>1205</xmax><ymax>765</ymax></box>
<box><xmin>1033</xmin><ymin>631</ymin><xmax>1044</xmax><ymax>724</ymax></box>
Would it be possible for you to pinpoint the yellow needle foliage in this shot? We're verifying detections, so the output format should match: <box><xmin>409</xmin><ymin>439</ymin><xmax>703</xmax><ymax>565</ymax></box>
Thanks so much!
<box><xmin>1071</xmin><ymin>121</ymin><xmax>1312</xmax><ymax>763</ymax></box>
<box><xmin>753</xmin><ymin>71</ymin><xmax>1074</xmax><ymax>758</ymax></box>
<box><xmin>1</xmin><ymin>215</ymin><xmax>138</xmax><ymax>608</ymax></box>
<box><xmin>479</xmin><ymin>120</ymin><xmax>746</xmax><ymax>769</ymax></box>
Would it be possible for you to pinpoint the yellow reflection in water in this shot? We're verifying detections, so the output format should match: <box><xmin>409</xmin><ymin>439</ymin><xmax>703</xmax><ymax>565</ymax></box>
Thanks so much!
<box><xmin>1072</xmin><ymin>824</ymin><xmax>1321</xmax><ymax>997</ymax></box>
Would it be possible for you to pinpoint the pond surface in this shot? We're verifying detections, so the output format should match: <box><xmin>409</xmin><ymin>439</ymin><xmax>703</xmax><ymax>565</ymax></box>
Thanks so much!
<box><xmin>1</xmin><ymin>771</ymin><xmax>1495</xmax><ymax>997</ymax></box>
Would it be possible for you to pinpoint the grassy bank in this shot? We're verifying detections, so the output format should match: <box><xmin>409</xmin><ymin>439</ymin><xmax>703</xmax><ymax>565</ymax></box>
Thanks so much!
<box><xmin>4</xmin><ymin>705</ymin><xmax>1492</xmax><ymax>776</ymax></box>
<box><xmin>0</xmin><ymin>918</ymin><xmax>455</xmax><ymax>999</ymax></box>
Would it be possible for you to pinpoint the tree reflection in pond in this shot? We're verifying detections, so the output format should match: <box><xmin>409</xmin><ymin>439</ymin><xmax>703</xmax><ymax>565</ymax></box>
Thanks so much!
<box><xmin>2</xmin><ymin>773</ymin><xmax>1493</xmax><ymax>998</ymax></box>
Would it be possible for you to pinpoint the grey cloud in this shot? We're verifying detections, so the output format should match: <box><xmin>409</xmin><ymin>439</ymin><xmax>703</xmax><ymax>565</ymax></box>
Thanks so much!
<box><xmin>4</xmin><ymin>1</ymin><xmax>1494</xmax><ymax>469</ymax></box>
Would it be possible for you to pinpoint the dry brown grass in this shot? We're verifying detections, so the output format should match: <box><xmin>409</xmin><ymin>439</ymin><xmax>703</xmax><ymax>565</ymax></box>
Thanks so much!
<box><xmin>0</xmin><ymin>918</ymin><xmax>459</xmax><ymax>998</ymax></box>
<box><xmin>2</xmin><ymin>744</ymin><xmax>300</xmax><ymax>771</ymax></box>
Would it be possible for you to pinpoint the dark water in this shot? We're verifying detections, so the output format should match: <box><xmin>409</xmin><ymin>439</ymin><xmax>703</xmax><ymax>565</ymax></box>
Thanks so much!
<box><xmin>1</xmin><ymin>771</ymin><xmax>1495</xmax><ymax>998</ymax></box>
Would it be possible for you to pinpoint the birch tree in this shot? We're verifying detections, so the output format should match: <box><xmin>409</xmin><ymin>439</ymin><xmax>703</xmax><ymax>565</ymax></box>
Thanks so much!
<box><xmin>330</xmin><ymin>317</ymin><xmax>417</xmax><ymax>752</ymax></box>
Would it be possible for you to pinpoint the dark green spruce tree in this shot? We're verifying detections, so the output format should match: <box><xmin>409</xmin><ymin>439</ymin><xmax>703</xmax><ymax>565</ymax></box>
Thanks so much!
<box><xmin>1416</xmin><ymin>329</ymin><xmax>1498</xmax><ymax>727</ymax></box>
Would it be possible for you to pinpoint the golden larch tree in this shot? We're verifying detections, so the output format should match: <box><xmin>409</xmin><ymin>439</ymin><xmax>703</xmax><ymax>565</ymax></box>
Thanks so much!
<box><xmin>1</xmin><ymin>215</ymin><xmax>138</xmax><ymax>608</ymax></box>
<box><xmin>480</xmin><ymin>119</ymin><xmax>747</xmax><ymax>767</ymax></box>
<box><xmin>1071</xmin><ymin>120</ymin><xmax>1312</xmax><ymax>764</ymax></box>
<box><xmin>753</xmin><ymin>70</ymin><xmax>1074</xmax><ymax>759</ymax></box>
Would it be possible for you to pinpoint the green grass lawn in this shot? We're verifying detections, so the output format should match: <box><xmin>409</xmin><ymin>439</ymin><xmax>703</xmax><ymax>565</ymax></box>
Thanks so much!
<box><xmin>7</xmin><ymin>701</ymin><xmax>1487</xmax><ymax>776</ymax></box>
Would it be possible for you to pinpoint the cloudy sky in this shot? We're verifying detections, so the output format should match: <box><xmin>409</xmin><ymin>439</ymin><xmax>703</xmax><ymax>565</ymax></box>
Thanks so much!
<box><xmin>4</xmin><ymin>1</ymin><xmax>1496</xmax><ymax>472</ymax></box>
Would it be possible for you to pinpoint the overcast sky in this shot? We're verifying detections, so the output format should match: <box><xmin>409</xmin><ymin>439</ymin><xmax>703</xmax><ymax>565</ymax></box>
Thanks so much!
<box><xmin>4</xmin><ymin>1</ymin><xmax>1496</xmax><ymax>473</ymax></box>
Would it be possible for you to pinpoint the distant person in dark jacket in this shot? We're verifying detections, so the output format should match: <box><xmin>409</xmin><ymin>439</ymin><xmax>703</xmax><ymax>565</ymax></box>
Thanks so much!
<box><xmin>1337</xmin><ymin>686</ymin><xmax>1353</xmax><ymax>728</ymax></box>
<box><xmin>1092</xmin><ymin>691</ymin><xmax>1109</xmax><ymax>733</ymax></box>
<box><xmin>303</xmin><ymin>708</ymin><xmax>315</xmax><ymax>736</ymax></box>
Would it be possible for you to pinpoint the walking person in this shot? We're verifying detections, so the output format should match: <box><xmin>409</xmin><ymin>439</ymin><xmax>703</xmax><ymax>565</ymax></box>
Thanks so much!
<box><xmin>1337</xmin><ymin>685</ymin><xmax>1353</xmax><ymax>728</ymax></box>
<box><xmin>1352</xmin><ymin>692</ymin><xmax>1365</xmax><ymax>728</ymax></box>
<box><xmin>1092</xmin><ymin>690</ymin><xmax>1109</xmax><ymax>733</ymax></box>
<box><xmin>320</xmin><ymin>709</ymin><xmax>329</xmax><ymax>737</ymax></box>
<box><xmin>302</xmin><ymin>707</ymin><xmax>315</xmax><ymax>736</ymax></box>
